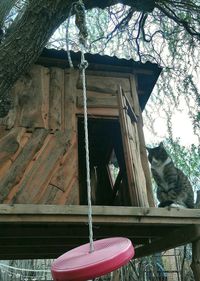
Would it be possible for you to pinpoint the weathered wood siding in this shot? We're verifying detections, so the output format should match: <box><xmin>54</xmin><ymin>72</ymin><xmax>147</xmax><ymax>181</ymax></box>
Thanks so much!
<box><xmin>0</xmin><ymin>64</ymin><xmax>152</xmax><ymax>206</ymax></box>
<box><xmin>0</xmin><ymin>65</ymin><xmax>79</xmax><ymax>205</ymax></box>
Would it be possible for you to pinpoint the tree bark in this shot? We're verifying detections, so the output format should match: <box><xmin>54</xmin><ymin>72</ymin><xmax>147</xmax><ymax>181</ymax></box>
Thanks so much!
<box><xmin>0</xmin><ymin>0</ymin><xmax>155</xmax><ymax>100</ymax></box>
<box><xmin>0</xmin><ymin>0</ymin><xmax>73</xmax><ymax>99</ymax></box>
<box><xmin>0</xmin><ymin>0</ymin><xmax>17</xmax><ymax>27</ymax></box>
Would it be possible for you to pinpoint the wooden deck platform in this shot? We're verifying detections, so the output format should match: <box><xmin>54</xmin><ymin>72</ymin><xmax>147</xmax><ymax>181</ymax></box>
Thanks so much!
<box><xmin>0</xmin><ymin>204</ymin><xmax>200</xmax><ymax>260</ymax></box>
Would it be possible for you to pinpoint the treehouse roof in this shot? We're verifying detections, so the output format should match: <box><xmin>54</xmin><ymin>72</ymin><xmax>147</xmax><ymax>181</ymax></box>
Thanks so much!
<box><xmin>38</xmin><ymin>48</ymin><xmax>162</xmax><ymax>110</ymax></box>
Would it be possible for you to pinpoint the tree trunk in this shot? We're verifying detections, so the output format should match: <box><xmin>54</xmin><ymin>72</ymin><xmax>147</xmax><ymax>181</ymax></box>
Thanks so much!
<box><xmin>0</xmin><ymin>0</ymin><xmax>154</xmax><ymax>100</ymax></box>
<box><xmin>0</xmin><ymin>0</ymin><xmax>75</xmax><ymax>99</ymax></box>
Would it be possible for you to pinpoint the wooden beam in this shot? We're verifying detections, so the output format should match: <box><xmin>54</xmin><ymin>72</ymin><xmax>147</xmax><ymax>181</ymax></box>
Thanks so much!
<box><xmin>135</xmin><ymin>225</ymin><xmax>200</xmax><ymax>259</ymax></box>
<box><xmin>77</xmin><ymin>95</ymin><xmax>118</xmax><ymax>108</ymax></box>
<box><xmin>0</xmin><ymin>204</ymin><xmax>200</xmax><ymax>219</ymax></box>
<box><xmin>0</xmin><ymin>205</ymin><xmax>200</xmax><ymax>228</ymax></box>
<box><xmin>0</xmin><ymin>224</ymin><xmax>177</xmax><ymax>238</ymax></box>
<box><xmin>191</xmin><ymin>238</ymin><xmax>200</xmax><ymax>281</ymax></box>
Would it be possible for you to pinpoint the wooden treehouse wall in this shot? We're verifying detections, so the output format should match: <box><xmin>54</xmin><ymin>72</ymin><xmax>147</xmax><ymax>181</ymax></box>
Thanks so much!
<box><xmin>0</xmin><ymin>64</ymin><xmax>153</xmax><ymax>207</ymax></box>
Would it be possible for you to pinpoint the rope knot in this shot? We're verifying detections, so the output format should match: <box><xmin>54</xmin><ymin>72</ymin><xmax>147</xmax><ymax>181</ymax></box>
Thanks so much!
<box><xmin>79</xmin><ymin>59</ymin><xmax>88</xmax><ymax>70</ymax></box>
<box><xmin>74</xmin><ymin>0</ymin><xmax>88</xmax><ymax>47</ymax></box>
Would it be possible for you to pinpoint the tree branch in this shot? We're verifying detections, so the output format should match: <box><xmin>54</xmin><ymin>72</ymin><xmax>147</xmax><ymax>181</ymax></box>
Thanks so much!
<box><xmin>155</xmin><ymin>2</ymin><xmax>200</xmax><ymax>40</ymax></box>
<box><xmin>0</xmin><ymin>0</ymin><xmax>17</xmax><ymax>28</ymax></box>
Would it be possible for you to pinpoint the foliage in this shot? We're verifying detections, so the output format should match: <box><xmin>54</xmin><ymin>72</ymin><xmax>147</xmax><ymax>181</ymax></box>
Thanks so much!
<box><xmin>164</xmin><ymin>138</ymin><xmax>200</xmax><ymax>191</ymax></box>
<box><xmin>45</xmin><ymin>2</ymin><xmax>200</xmax><ymax>143</ymax></box>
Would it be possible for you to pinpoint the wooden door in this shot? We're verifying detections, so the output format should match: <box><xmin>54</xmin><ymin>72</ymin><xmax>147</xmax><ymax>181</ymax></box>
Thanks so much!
<box><xmin>118</xmin><ymin>86</ymin><xmax>149</xmax><ymax>207</ymax></box>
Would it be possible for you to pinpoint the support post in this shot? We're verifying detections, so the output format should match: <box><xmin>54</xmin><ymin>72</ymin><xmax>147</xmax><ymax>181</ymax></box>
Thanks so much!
<box><xmin>191</xmin><ymin>238</ymin><xmax>200</xmax><ymax>281</ymax></box>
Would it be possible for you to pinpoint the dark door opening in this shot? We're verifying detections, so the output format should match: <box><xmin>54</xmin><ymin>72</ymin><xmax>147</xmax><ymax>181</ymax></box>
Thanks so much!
<box><xmin>78</xmin><ymin>117</ymin><xmax>130</xmax><ymax>206</ymax></box>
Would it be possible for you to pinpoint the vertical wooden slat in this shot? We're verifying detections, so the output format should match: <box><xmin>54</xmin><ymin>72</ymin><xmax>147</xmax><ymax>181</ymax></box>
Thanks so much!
<box><xmin>137</xmin><ymin>108</ymin><xmax>155</xmax><ymax>207</ymax></box>
<box><xmin>63</xmin><ymin>69</ymin><xmax>79</xmax><ymax>203</ymax></box>
<box><xmin>118</xmin><ymin>86</ymin><xmax>149</xmax><ymax>207</ymax></box>
<box><xmin>130</xmin><ymin>75</ymin><xmax>155</xmax><ymax>207</ymax></box>
<box><xmin>129</xmin><ymin>74</ymin><xmax>140</xmax><ymax>117</ymax></box>
<box><xmin>12</xmin><ymin>65</ymin><xmax>50</xmax><ymax>129</ymax></box>
<box><xmin>49</xmin><ymin>67</ymin><xmax>64</xmax><ymax>131</ymax></box>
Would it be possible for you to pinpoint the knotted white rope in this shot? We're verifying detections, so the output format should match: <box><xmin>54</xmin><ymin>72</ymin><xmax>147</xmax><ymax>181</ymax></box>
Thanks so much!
<box><xmin>67</xmin><ymin>0</ymin><xmax>94</xmax><ymax>253</ymax></box>
<box><xmin>80</xmin><ymin>50</ymin><xmax>94</xmax><ymax>253</ymax></box>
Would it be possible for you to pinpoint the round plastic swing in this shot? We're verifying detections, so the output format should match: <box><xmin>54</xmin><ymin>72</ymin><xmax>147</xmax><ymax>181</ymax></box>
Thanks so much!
<box><xmin>51</xmin><ymin>237</ymin><xmax>134</xmax><ymax>281</ymax></box>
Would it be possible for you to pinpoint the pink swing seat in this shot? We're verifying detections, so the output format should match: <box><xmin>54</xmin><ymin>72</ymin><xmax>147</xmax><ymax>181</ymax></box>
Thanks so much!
<box><xmin>51</xmin><ymin>237</ymin><xmax>134</xmax><ymax>281</ymax></box>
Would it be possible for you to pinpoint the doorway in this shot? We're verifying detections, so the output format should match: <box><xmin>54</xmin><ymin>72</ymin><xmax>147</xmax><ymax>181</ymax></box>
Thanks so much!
<box><xmin>78</xmin><ymin>117</ymin><xmax>131</xmax><ymax>206</ymax></box>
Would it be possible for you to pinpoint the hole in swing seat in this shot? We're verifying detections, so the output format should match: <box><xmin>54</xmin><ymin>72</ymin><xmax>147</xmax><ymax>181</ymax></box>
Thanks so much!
<box><xmin>78</xmin><ymin>117</ymin><xmax>131</xmax><ymax>206</ymax></box>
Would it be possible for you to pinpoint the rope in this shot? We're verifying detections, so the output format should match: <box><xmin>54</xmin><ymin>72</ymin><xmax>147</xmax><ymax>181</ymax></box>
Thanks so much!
<box><xmin>80</xmin><ymin>50</ymin><xmax>94</xmax><ymax>253</ymax></box>
<box><xmin>66</xmin><ymin>0</ymin><xmax>88</xmax><ymax>68</ymax></box>
<box><xmin>67</xmin><ymin>0</ymin><xmax>94</xmax><ymax>253</ymax></box>
<box><xmin>66</xmin><ymin>3</ymin><xmax>75</xmax><ymax>68</ymax></box>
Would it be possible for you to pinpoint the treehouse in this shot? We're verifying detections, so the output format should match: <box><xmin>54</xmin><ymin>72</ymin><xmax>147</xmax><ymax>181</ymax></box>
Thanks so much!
<box><xmin>0</xmin><ymin>48</ymin><xmax>200</xmax><ymax>280</ymax></box>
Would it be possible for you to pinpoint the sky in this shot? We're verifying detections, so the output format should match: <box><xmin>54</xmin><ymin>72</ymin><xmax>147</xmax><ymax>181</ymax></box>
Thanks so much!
<box><xmin>144</xmin><ymin>105</ymin><xmax>199</xmax><ymax>147</ymax></box>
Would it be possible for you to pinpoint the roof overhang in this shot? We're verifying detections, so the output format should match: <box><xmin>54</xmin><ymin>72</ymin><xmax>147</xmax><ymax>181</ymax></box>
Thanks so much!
<box><xmin>37</xmin><ymin>48</ymin><xmax>162</xmax><ymax>110</ymax></box>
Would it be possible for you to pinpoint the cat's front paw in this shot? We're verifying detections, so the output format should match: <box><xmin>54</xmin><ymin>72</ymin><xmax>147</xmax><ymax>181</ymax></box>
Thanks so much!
<box><xmin>169</xmin><ymin>203</ymin><xmax>186</xmax><ymax>209</ymax></box>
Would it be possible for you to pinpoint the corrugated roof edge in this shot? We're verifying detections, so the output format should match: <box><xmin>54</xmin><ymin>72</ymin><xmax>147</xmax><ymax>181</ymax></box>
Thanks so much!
<box><xmin>40</xmin><ymin>48</ymin><xmax>162</xmax><ymax>72</ymax></box>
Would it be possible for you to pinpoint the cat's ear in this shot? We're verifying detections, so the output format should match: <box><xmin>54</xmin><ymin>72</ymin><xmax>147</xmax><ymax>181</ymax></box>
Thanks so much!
<box><xmin>159</xmin><ymin>142</ymin><xmax>164</xmax><ymax>148</ymax></box>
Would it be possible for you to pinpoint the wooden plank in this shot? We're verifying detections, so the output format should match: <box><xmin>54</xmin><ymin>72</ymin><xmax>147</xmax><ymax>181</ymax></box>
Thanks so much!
<box><xmin>63</xmin><ymin>69</ymin><xmax>79</xmax><ymax>203</ymax></box>
<box><xmin>0</xmin><ymin>236</ymin><xmax>149</xmax><ymax>247</ymax></box>
<box><xmin>12</xmin><ymin>65</ymin><xmax>50</xmax><ymax>128</ymax></box>
<box><xmin>0</xmin><ymin>127</ymin><xmax>23</xmax><ymax>165</ymax></box>
<box><xmin>0</xmin><ymin>207</ymin><xmax>200</xmax><ymax>260</ymax></box>
<box><xmin>12</xmin><ymin>132</ymin><xmax>67</xmax><ymax>204</ymax></box>
<box><xmin>0</xmin><ymin>127</ymin><xmax>26</xmax><ymax>192</ymax></box>
<box><xmin>41</xmin><ymin>133</ymin><xmax>79</xmax><ymax>205</ymax></box>
<box><xmin>85</xmin><ymin>70</ymin><xmax>132</xmax><ymax>78</ymax></box>
<box><xmin>129</xmin><ymin>74</ymin><xmax>141</xmax><ymax>117</ymax></box>
<box><xmin>118</xmin><ymin>86</ymin><xmax>149</xmax><ymax>207</ymax></box>
<box><xmin>137</xmin><ymin>108</ymin><xmax>155</xmax><ymax>207</ymax></box>
<box><xmin>64</xmin><ymin>69</ymin><xmax>77</xmax><ymax>134</ymax></box>
<box><xmin>0</xmin><ymin>129</ymin><xmax>48</xmax><ymax>203</ymax></box>
<box><xmin>129</xmin><ymin>76</ymin><xmax>154</xmax><ymax>206</ymax></box>
<box><xmin>77</xmin><ymin>92</ymin><xmax>118</xmax><ymax>108</ymax></box>
<box><xmin>2</xmin><ymin>214</ymin><xmax>200</xmax><ymax>225</ymax></box>
<box><xmin>76</xmin><ymin>107</ymin><xmax>119</xmax><ymax>117</ymax></box>
<box><xmin>77</xmin><ymin>74</ymin><xmax>131</xmax><ymax>95</ymax></box>
<box><xmin>0</xmin><ymin>224</ymin><xmax>176</xmax><ymax>238</ymax></box>
<box><xmin>49</xmin><ymin>67</ymin><xmax>64</xmax><ymax>131</ymax></box>
<box><xmin>135</xmin><ymin>225</ymin><xmax>200</xmax><ymax>258</ymax></box>
<box><xmin>0</xmin><ymin>204</ymin><xmax>200</xmax><ymax>220</ymax></box>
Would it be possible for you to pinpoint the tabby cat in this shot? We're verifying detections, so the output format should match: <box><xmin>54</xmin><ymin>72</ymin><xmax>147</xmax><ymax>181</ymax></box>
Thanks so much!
<box><xmin>146</xmin><ymin>142</ymin><xmax>194</xmax><ymax>208</ymax></box>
